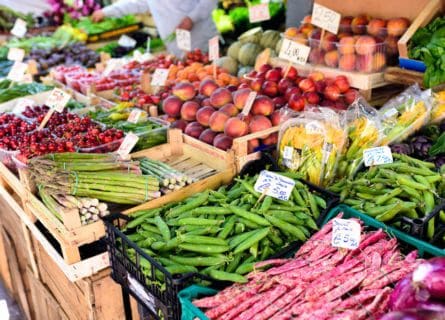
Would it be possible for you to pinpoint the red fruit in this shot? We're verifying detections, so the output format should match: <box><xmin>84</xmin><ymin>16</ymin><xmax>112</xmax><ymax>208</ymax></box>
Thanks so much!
<box><xmin>270</xmin><ymin>110</ymin><xmax>284</xmax><ymax>126</ymax></box>
<box><xmin>159</xmin><ymin>114</ymin><xmax>177</xmax><ymax>123</ymax></box>
<box><xmin>248</xmin><ymin>115</ymin><xmax>272</xmax><ymax>139</ymax></box>
<box><xmin>278</xmin><ymin>78</ymin><xmax>293</xmax><ymax>95</ymax></box>
<box><xmin>172</xmin><ymin>82</ymin><xmax>196</xmax><ymax>101</ymax></box>
<box><xmin>283</xmin><ymin>66</ymin><xmax>298</xmax><ymax>80</ymax></box>
<box><xmin>220</xmin><ymin>103</ymin><xmax>238</xmax><ymax>117</ymax></box>
<box><xmin>288</xmin><ymin>94</ymin><xmax>306</xmax><ymax>111</ymax></box>
<box><xmin>196</xmin><ymin>106</ymin><xmax>215</xmax><ymax>127</ymax></box>
<box><xmin>265</xmin><ymin>68</ymin><xmax>282</xmax><ymax>82</ymax></box>
<box><xmin>272</xmin><ymin>96</ymin><xmax>286</xmax><ymax>108</ymax></box>
<box><xmin>180</xmin><ymin>101</ymin><xmax>200</xmax><ymax>121</ymax></box>
<box><xmin>298</xmin><ymin>78</ymin><xmax>316</xmax><ymax>93</ymax></box>
<box><xmin>259</xmin><ymin>64</ymin><xmax>272</xmax><ymax>73</ymax></box>
<box><xmin>213</xmin><ymin>134</ymin><xmax>233</xmax><ymax>150</ymax></box>
<box><xmin>324</xmin><ymin>85</ymin><xmax>342</xmax><ymax>101</ymax></box>
<box><xmin>199</xmin><ymin>79</ymin><xmax>219</xmax><ymax>97</ymax></box>
<box><xmin>209</xmin><ymin>88</ymin><xmax>232</xmax><ymax>108</ymax></box>
<box><xmin>248</xmin><ymin>139</ymin><xmax>260</xmax><ymax>153</ymax></box>
<box><xmin>345</xmin><ymin>88</ymin><xmax>359</xmax><ymax>105</ymax></box>
<box><xmin>250</xmin><ymin>79</ymin><xmax>264</xmax><ymax>92</ymax></box>
<box><xmin>209</xmin><ymin>111</ymin><xmax>230</xmax><ymax>132</ymax></box>
<box><xmin>202</xmin><ymin>98</ymin><xmax>212</xmax><ymax>106</ymax></box>
<box><xmin>162</xmin><ymin>96</ymin><xmax>183</xmax><ymax>117</ymax></box>
<box><xmin>334</xmin><ymin>75</ymin><xmax>350</xmax><ymax>93</ymax></box>
<box><xmin>355</xmin><ymin>36</ymin><xmax>377</xmax><ymax>55</ymax></box>
<box><xmin>199</xmin><ymin>129</ymin><xmax>217</xmax><ymax>144</ymax></box>
<box><xmin>262</xmin><ymin>132</ymin><xmax>278</xmax><ymax>145</ymax></box>
<box><xmin>304</xmin><ymin>92</ymin><xmax>320</xmax><ymax>105</ymax></box>
<box><xmin>251</xmin><ymin>95</ymin><xmax>275</xmax><ymax>116</ymax></box>
<box><xmin>224</xmin><ymin>117</ymin><xmax>248</xmax><ymax>138</ymax></box>
<box><xmin>171</xmin><ymin>119</ymin><xmax>188</xmax><ymax>131</ymax></box>
<box><xmin>184</xmin><ymin>122</ymin><xmax>205</xmax><ymax>138</ymax></box>
<box><xmin>261</xmin><ymin>81</ymin><xmax>279</xmax><ymax>97</ymax></box>
<box><xmin>285</xmin><ymin>87</ymin><xmax>301</xmax><ymax>101</ymax></box>
<box><xmin>308</xmin><ymin>72</ymin><xmax>324</xmax><ymax>82</ymax></box>
<box><xmin>314</xmin><ymin>80</ymin><xmax>326</xmax><ymax>93</ymax></box>
<box><xmin>233</xmin><ymin>88</ymin><xmax>252</xmax><ymax>110</ymax></box>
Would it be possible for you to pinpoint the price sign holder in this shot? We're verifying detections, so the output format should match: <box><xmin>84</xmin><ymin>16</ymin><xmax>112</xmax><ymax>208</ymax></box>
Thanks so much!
<box><xmin>254</xmin><ymin>170</ymin><xmax>296</xmax><ymax>201</ymax></box>
<box><xmin>118</xmin><ymin>35</ymin><xmax>137</xmax><ymax>48</ymax></box>
<box><xmin>176</xmin><ymin>29</ymin><xmax>191</xmax><ymax>52</ymax></box>
<box><xmin>117</xmin><ymin>133</ymin><xmax>139</xmax><ymax>158</ymax></box>
<box><xmin>127</xmin><ymin>109</ymin><xmax>143</xmax><ymax>124</ymax></box>
<box><xmin>331</xmin><ymin>218</ymin><xmax>361</xmax><ymax>249</ymax></box>
<box><xmin>151</xmin><ymin>68</ymin><xmax>169</xmax><ymax>87</ymax></box>
<box><xmin>7</xmin><ymin>61</ymin><xmax>28</xmax><ymax>82</ymax></box>
<box><xmin>311</xmin><ymin>3</ymin><xmax>341</xmax><ymax>49</ymax></box>
<box><xmin>279</xmin><ymin>38</ymin><xmax>311</xmax><ymax>77</ymax></box>
<box><xmin>11</xmin><ymin>18</ymin><xmax>27</xmax><ymax>38</ymax></box>
<box><xmin>241</xmin><ymin>91</ymin><xmax>257</xmax><ymax>115</ymax></box>
<box><xmin>39</xmin><ymin>89</ymin><xmax>71</xmax><ymax>130</ymax></box>
<box><xmin>363</xmin><ymin>146</ymin><xmax>393</xmax><ymax>167</ymax></box>
<box><xmin>249</xmin><ymin>3</ymin><xmax>270</xmax><ymax>23</ymax></box>
<box><xmin>7</xmin><ymin>48</ymin><xmax>25</xmax><ymax>62</ymax></box>
<box><xmin>208</xmin><ymin>36</ymin><xmax>219</xmax><ymax>79</ymax></box>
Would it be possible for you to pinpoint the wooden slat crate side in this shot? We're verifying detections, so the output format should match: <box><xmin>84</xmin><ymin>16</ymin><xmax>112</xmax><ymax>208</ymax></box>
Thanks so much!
<box><xmin>0</xmin><ymin>163</ymin><xmax>25</xmax><ymax>199</ymax></box>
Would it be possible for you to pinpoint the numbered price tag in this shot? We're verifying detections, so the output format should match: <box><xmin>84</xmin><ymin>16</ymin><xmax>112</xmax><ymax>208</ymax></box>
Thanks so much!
<box><xmin>241</xmin><ymin>91</ymin><xmax>257</xmax><ymax>115</ymax></box>
<box><xmin>151</xmin><ymin>68</ymin><xmax>169</xmax><ymax>86</ymax></box>
<box><xmin>118</xmin><ymin>35</ymin><xmax>137</xmax><ymax>48</ymax></box>
<box><xmin>45</xmin><ymin>88</ymin><xmax>71</xmax><ymax>113</ymax></box>
<box><xmin>176</xmin><ymin>29</ymin><xmax>191</xmax><ymax>52</ymax></box>
<box><xmin>7</xmin><ymin>48</ymin><xmax>25</xmax><ymax>62</ymax></box>
<box><xmin>311</xmin><ymin>3</ymin><xmax>341</xmax><ymax>35</ymax></box>
<box><xmin>249</xmin><ymin>3</ymin><xmax>270</xmax><ymax>23</ymax></box>
<box><xmin>11</xmin><ymin>18</ymin><xmax>27</xmax><ymax>38</ymax></box>
<box><xmin>208</xmin><ymin>36</ymin><xmax>219</xmax><ymax>61</ymax></box>
<box><xmin>117</xmin><ymin>133</ymin><xmax>139</xmax><ymax>157</ymax></box>
<box><xmin>363</xmin><ymin>146</ymin><xmax>393</xmax><ymax>167</ymax></box>
<box><xmin>254</xmin><ymin>170</ymin><xmax>296</xmax><ymax>201</ymax></box>
<box><xmin>332</xmin><ymin>218</ymin><xmax>361</xmax><ymax>250</ymax></box>
<box><xmin>279</xmin><ymin>38</ymin><xmax>310</xmax><ymax>66</ymax></box>
<box><xmin>127</xmin><ymin>109</ymin><xmax>142</xmax><ymax>124</ymax></box>
<box><xmin>7</xmin><ymin>61</ymin><xmax>28</xmax><ymax>82</ymax></box>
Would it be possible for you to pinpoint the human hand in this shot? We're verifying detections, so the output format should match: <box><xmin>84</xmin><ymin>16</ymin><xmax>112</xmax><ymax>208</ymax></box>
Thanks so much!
<box><xmin>176</xmin><ymin>16</ymin><xmax>193</xmax><ymax>31</ymax></box>
<box><xmin>92</xmin><ymin>10</ymin><xmax>105</xmax><ymax>23</ymax></box>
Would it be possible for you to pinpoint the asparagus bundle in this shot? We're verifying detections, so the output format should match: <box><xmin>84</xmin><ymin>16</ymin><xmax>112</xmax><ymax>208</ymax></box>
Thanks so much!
<box><xmin>30</xmin><ymin>153</ymin><xmax>161</xmax><ymax>205</ymax></box>
<box><xmin>139</xmin><ymin>157</ymin><xmax>195</xmax><ymax>194</ymax></box>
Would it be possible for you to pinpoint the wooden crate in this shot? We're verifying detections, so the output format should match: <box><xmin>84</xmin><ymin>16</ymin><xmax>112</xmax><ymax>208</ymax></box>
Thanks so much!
<box><xmin>384</xmin><ymin>66</ymin><xmax>424</xmax><ymax>87</ymax></box>
<box><xmin>125</xmin><ymin>129</ymin><xmax>236</xmax><ymax>214</ymax></box>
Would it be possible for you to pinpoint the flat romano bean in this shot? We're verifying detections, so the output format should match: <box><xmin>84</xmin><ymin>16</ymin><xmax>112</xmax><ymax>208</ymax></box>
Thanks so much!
<box><xmin>376</xmin><ymin>202</ymin><xmax>404</xmax><ymax>222</ymax></box>
<box><xmin>209</xmin><ymin>269</ymin><xmax>247</xmax><ymax>283</ymax></box>
<box><xmin>375</xmin><ymin>188</ymin><xmax>403</xmax><ymax>205</ymax></box>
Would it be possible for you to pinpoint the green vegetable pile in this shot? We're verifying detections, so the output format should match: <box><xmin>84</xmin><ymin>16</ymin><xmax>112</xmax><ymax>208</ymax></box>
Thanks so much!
<box><xmin>409</xmin><ymin>17</ymin><xmax>445</xmax><ymax>88</ymax></box>
<box><xmin>0</xmin><ymin>5</ymin><xmax>34</xmax><ymax>32</ymax></box>
<box><xmin>123</xmin><ymin>172</ymin><xmax>328</xmax><ymax>283</ymax></box>
<box><xmin>70</xmin><ymin>15</ymin><xmax>137</xmax><ymax>35</ymax></box>
<box><xmin>0</xmin><ymin>81</ymin><xmax>52</xmax><ymax>103</ymax></box>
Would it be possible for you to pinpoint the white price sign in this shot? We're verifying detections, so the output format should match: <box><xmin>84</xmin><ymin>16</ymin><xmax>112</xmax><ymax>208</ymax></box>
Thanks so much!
<box><xmin>208</xmin><ymin>36</ymin><xmax>219</xmax><ymax>61</ymax></box>
<box><xmin>45</xmin><ymin>88</ymin><xmax>71</xmax><ymax>112</ymax></box>
<box><xmin>176</xmin><ymin>29</ymin><xmax>191</xmax><ymax>51</ymax></box>
<box><xmin>311</xmin><ymin>3</ymin><xmax>341</xmax><ymax>35</ymax></box>
<box><xmin>151</xmin><ymin>68</ymin><xmax>169</xmax><ymax>86</ymax></box>
<box><xmin>279</xmin><ymin>38</ymin><xmax>310</xmax><ymax>65</ymax></box>
<box><xmin>118</xmin><ymin>35</ymin><xmax>137</xmax><ymax>48</ymax></box>
<box><xmin>127</xmin><ymin>109</ymin><xmax>142</xmax><ymax>124</ymax></box>
<box><xmin>7</xmin><ymin>61</ymin><xmax>28</xmax><ymax>82</ymax></box>
<box><xmin>117</xmin><ymin>133</ymin><xmax>139</xmax><ymax>157</ymax></box>
<box><xmin>332</xmin><ymin>218</ymin><xmax>361</xmax><ymax>249</ymax></box>
<box><xmin>7</xmin><ymin>48</ymin><xmax>25</xmax><ymax>62</ymax></box>
<box><xmin>241</xmin><ymin>91</ymin><xmax>257</xmax><ymax>115</ymax></box>
<box><xmin>254</xmin><ymin>170</ymin><xmax>295</xmax><ymax>201</ymax></box>
<box><xmin>363</xmin><ymin>146</ymin><xmax>393</xmax><ymax>167</ymax></box>
<box><xmin>11</xmin><ymin>18</ymin><xmax>27</xmax><ymax>38</ymax></box>
<box><xmin>249</xmin><ymin>3</ymin><xmax>270</xmax><ymax>23</ymax></box>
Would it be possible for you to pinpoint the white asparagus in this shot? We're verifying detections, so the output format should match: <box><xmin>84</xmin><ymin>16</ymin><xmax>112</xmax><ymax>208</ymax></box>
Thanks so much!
<box><xmin>89</xmin><ymin>207</ymin><xmax>99</xmax><ymax>215</ymax></box>
<box><xmin>80</xmin><ymin>198</ymin><xmax>91</xmax><ymax>208</ymax></box>
<box><xmin>84</xmin><ymin>212</ymin><xmax>92</xmax><ymax>220</ymax></box>
<box><xmin>92</xmin><ymin>214</ymin><xmax>99</xmax><ymax>221</ymax></box>
<box><xmin>90</xmin><ymin>198</ymin><xmax>99</xmax><ymax>207</ymax></box>
<box><xmin>80</xmin><ymin>208</ymin><xmax>88</xmax><ymax>215</ymax></box>
<box><xmin>98</xmin><ymin>203</ymin><xmax>108</xmax><ymax>212</ymax></box>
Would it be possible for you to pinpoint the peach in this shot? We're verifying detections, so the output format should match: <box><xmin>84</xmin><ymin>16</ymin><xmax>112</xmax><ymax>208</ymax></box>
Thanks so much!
<box><xmin>202</xmin><ymin>98</ymin><xmax>212</xmax><ymax>107</ymax></box>
<box><xmin>334</xmin><ymin>75</ymin><xmax>350</xmax><ymax>93</ymax></box>
<box><xmin>302</xmin><ymin>15</ymin><xmax>311</xmax><ymax>24</ymax></box>
<box><xmin>213</xmin><ymin>134</ymin><xmax>233</xmax><ymax>150</ymax></box>
<box><xmin>272</xmin><ymin>96</ymin><xmax>286</xmax><ymax>108</ymax></box>
<box><xmin>278</xmin><ymin>78</ymin><xmax>293</xmax><ymax>95</ymax></box>
<box><xmin>321</xmin><ymin>33</ymin><xmax>338</xmax><ymax>52</ymax></box>
<box><xmin>265</xmin><ymin>68</ymin><xmax>282</xmax><ymax>82</ymax></box>
<box><xmin>337</xmin><ymin>32</ymin><xmax>352</xmax><ymax>40</ymax></box>
<box><xmin>324</xmin><ymin>85</ymin><xmax>341</xmax><ymax>101</ymax></box>
<box><xmin>250</xmin><ymin>79</ymin><xmax>264</xmax><ymax>92</ymax></box>
<box><xmin>171</xmin><ymin>119</ymin><xmax>188</xmax><ymax>131</ymax></box>
<box><xmin>184</xmin><ymin>122</ymin><xmax>205</xmax><ymax>138</ymax></box>
<box><xmin>199</xmin><ymin>79</ymin><xmax>219</xmax><ymax>97</ymax></box>
<box><xmin>288</xmin><ymin>94</ymin><xmax>306</xmax><ymax>111</ymax></box>
<box><xmin>385</xmin><ymin>36</ymin><xmax>399</xmax><ymax>57</ymax></box>
<box><xmin>299</xmin><ymin>23</ymin><xmax>314</xmax><ymax>37</ymax></box>
<box><xmin>172</xmin><ymin>82</ymin><xmax>196</xmax><ymax>101</ymax></box>
<box><xmin>298</xmin><ymin>78</ymin><xmax>316</xmax><ymax>93</ymax></box>
<box><xmin>233</xmin><ymin>88</ymin><xmax>252</xmax><ymax>110</ymax></box>
<box><xmin>251</xmin><ymin>95</ymin><xmax>275</xmax><ymax>116</ymax></box>
<box><xmin>261</xmin><ymin>81</ymin><xmax>279</xmax><ymax>97</ymax></box>
<box><xmin>209</xmin><ymin>111</ymin><xmax>230</xmax><ymax>132</ymax></box>
<box><xmin>387</xmin><ymin>18</ymin><xmax>409</xmax><ymax>37</ymax></box>
<box><xmin>308</xmin><ymin>47</ymin><xmax>324</xmax><ymax>65</ymax></box>
<box><xmin>351</xmin><ymin>15</ymin><xmax>369</xmax><ymax>34</ymax></box>
<box><xmin>345</xmin><ymin>88</ymin><xmax>359</xmax><ymax>105</ymax></box>
<box><xmin>308</xmin><ymin>71</ymin><xmax>324</xmax><ymax>82</ymax></box>
<box><xmin>248</xmin><ymin>139</ymin><xmax>260</xmax><ymax>153</ymax></box>
<box><xmin>338</xmin><ymin>36</ymin><xmax>356</xmax><ymax>55</ymax></box>
<box><xmin>224</xmin><ymin>117</ymin><xmax>248</xmax><ymax>138</ymax></box>
<box><xmin>199</xmin><ymin>128</ymin><xmax>218</xmax><ymax>144</ymax></box>
<box><xmin>209</xmin><ymin>87</ymin><xmax>232</xmax><ymax>108</ymax></box>
<box><xmin>324</xmin><ymin>50</ymin><xmax>339</xmax><ymax>68</ymax></box>
<box><xmin>355</xmin><ymin>54</ymin><xmax>373</xmax><ymax>73</ymax></box>
<box><xmin>355</xmin><ymin>36</ymin><xmax>376</xmax><ymax>55</ymax></box>
<box><xmin>220</xmin><ymin>103</ymin><xmax>239</xmax><ymax>117</ymax></box>
<box><xmin>238</xmin><ymin>82</ymin><xmax>250</xmax><ymax>89</ymax></box>
<box><xmin>340</xmin><ymin>16</ymin><xmax>353</xmax><ymax>32</ymax></box>
<box><xmin>283</xmin><ymin>66</ymin><xmax>298</xmax><ymax>80</ymax></box>
<box><xmin>180</xmin><ymin>101</ymin><xmax>200</xmax><ymax>121</ymax></box>
<box><xmin>285</xmin><ymin>87</ymin><xmax>301</xmax><ymax>101</ymax></box>
<box><xmin>249</xmin><ymin>115</ymin><xmax>272</xmax><ymax>139</ymax></box>
<box><xmin>162</xmin><ymin>96</ymin><xmax>183</xmax><ymax>117</ymax></box>
<box><xmin>196</xmin><ymin>106</ymin><xmax>216</xmax><ymax>127</ymax></box>
<box><xmin>284</xmin><ymin>27</ymin><xmax>299</xmax><ymax>38</ymax></box>
<box><xmin>262</xmin><ymin>132</ymin><xmax>278</xmax><ymax>146</ymax></box>
<box><xmin>309</xmin><ymin>29</ymin><xmax>321</xmax><ymax>41</ymax></box>
<box><xmin>372</xmin><ymin>52</ymin><xmax>386</xmax><ymax>72</ymax></box>
<box><xmin>315</xmin><ymin>80</ymin><xmax>326</xmax><ymax>93</ymax></box>
<box><xmin>367</xmin><ymin>18</ymin><xmax>387</xmax><ymax>37</ymax></box>
<box><xmin>159</xmin><ymin>114</ymin><xmax>177</xmax><ymax>123</ymax></box>
<box><xmin>339</xmin><ymin>54</ymin><xmax>357</xmax><ymax>72</ymax></box>
<box><xmin>259</xmin><ymin>64</ymin><xmax>272</xmax><ymax>73</ymax></box>
<box><xmin>304</xmin><ymin>92</ymin><xmax>320</xmax><ymax>105</ymax></box>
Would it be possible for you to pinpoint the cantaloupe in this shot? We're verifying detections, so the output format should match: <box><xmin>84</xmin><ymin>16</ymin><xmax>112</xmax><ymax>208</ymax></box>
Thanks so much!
<box><xmin>227</xmin><ymin>41</ymin><xmax>242</xmax><ymax>60</ymax></box>
<box><xmin>238</xmin><ymin>43</ymin><xmax>262</xmax><ymax>66</ymax></box>
<box><xmin>238</xmin><ymin>27</ymin><xmax>263</xmax><ymax>44</ymax></box>
<box><xmin>260</xmin><ymin>30</ymin><xmax>281</xmax><ymax>49</ymax></box>
<box><xmin>214</xmin><ymin>56</ymin><xmax>238</xmax><ymax>75</ymax></box>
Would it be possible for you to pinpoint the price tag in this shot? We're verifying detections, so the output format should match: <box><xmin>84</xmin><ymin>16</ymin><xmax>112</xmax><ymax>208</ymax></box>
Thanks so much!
<box><xmin>208</xmin><ymin>36</ymin><xmax>219</xmax><ymax>61</ymax></box>
<box><xmin>133</xmin><ymin>50</ymin><xmax>151</xmax><ymax>63</ymax></box>
<box><xmin>242</xmin><ymin>91</ymin><xmax>257</xmax><ymax>115</ymax></box>
<box><xmin>45</xmin><ymin>88</ymin><xmax>71</xmax><ymax>112</ymax></box>
<box><xmin>311</xmin><ymin>3</ymin><xmax>341</xmax><ymax>35</ymax></box>
<box><xmin>363</xmin><ymin>146</ymin><xmax>393</xmax><ymax>167</ymax></box>
<box><xmin>283</xmin><ymin>146</ymin><xmax>294</xmax><ymax>160</ymax></box>
<box><xmin>13</xmin><ymin>98</ymin><xmax>34</xmax><ymax>114</ymax></box>
<box><xmin>383</xmin><ymin>108</ymin><xmax>399</xmax><ymax>119</ymax></box>
<box><xmin>117</xmin><ymin>133</ymin><xmax>139</xmax><ymax>157</ymax></box>
<box><xmin>7</xmin><ymin>48</ymin><xmax>25</xmax><ymax>62</ymax></box>
<box><xmin>151</xmin><ymin>68</ymin><xmax>169</xmax><ymax>86</ymax></box>
<box><xmin>7</xmin><ymin>61</ymin><xmax>28</xmax><ymax>82</ymax></box>
<box><xmin>279</xmin><ymin>38</ymin><xmax>310</xmax><ymax>65</ymax></box>
<box><xmin>176</xmin><ymin>29</ymin><xmax>191</xmax><ymax>52</ymax></box>
<box><xmin>249</xmin><ymin>3</ymin><xmax>270</xmax><ymax>23</ymax></box>
<box><xmin>11</xmin><ymin>18</ymin><xmax>27</xmax><ymax>38</ymax></box>
<box><xmin>332</xmin><ymin>218</ymin><xmax>361</xmax><ymax>249</ymax></box>
<box><xmin>127</xmin><ymin>109</ymin><xmax>142</xmax><ymax>124</ymax></box>
<box><xmin>118</xmin><ymin>35</ymin><xmax>137</xmax><ymax>48</ymax></box>
<box><xmin>103</xmin><ymin>58</ymin><xmax>124</xmax><ymax>76</ymax></box>
<box><xmin>306</xmin><ymin>121</ymin><xmax>324</xmax><ymax>134</ymax></box>
<box><xmin>254</xmin><ymin>170</ymin><xmax>295</xmax><ymax>201</ymax></box>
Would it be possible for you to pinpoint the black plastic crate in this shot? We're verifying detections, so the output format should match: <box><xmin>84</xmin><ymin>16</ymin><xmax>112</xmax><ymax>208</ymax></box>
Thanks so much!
<box><xmin>104</xmin><ymin>153</ymin><xmax>340</xmax><ymax>320</ymax></box>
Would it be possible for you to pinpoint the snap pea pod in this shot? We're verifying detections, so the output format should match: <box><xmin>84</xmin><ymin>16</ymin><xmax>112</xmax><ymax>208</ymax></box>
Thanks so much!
<box><xmin>169</xmin><ymin>255</ymin><xmax>228</xmax><ymax>267</ymax></box>
<box><xmin>153</xmin><ymin>216</ymin><xmax>171</xmax><ymax>242</ymax></box>
<box><xmin>165</xmin><ymin>264</ymin><xmax>198</xmax><ymax>275</ymax></box>
<box><xmin>190</xmin><ymin>207</ymin><xmax>232</xmax><ymax>215</ymax></box>
<box><xmin>178</xmin><ymin>243</ymin><xmax>230</xmax><ymax>254</ymax></box>
<box><xmin>208</xmin><ymin>270</ymin><xmax>247</xmax><ymax>283</ymax></box>
<box><xmin>225</xmin><ymin>253</ymin><xmax>242</xmax><ymax>273</ymax></box>
<box><xmin>167</xmin><ymin>191</ymin><xmax>208</xmax><ymax>218</ymax></box>
<box><xmin>233</xmin><ymin>228</ymin><xmax>269</xmax><ymax>255</ymax></box>
<box><xmin>218</xmin><ymin>215</ymin><xmax>237</xmax><ymax>239</ymax></box>
<box><xmin>174</xmin><ymin>218</ymin><xmax>224</xmax><ymax>226</ymax></box>
<box><xmin>265</xmin><ymin>215</ymin><xmax>306</xmax><ymax>241</ymax></box>
<box><xmin>228</xmin><ymin>205</ymin><xmax>270</xmax><ymax>226</ymax></box>
<box><xmin>180</xmin><ymin>235</ymin><xmax>228</xmax><ymax>246</ymax></box>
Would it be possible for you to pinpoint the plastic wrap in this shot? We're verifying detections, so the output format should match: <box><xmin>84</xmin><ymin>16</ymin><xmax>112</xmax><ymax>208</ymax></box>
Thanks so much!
<box><xmin>431</xmin><ymin>90</ymin><xmax>445</xmax><ymax>124</ymax></box>
<box><xmin>379</xmin><ymin>84</ymin><xmax>432</xmax><ymax>145</ymax></box>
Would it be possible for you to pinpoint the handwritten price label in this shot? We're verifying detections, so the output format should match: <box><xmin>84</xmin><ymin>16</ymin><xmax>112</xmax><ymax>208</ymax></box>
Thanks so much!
<box><xmin>7</xmin><ymin>48</ymin><xmax>25</xmax><ymax>62</ymax></box>
<box><xmin>7</xmin><ymin>61</ymin><xmax>28</xmax><ymax>82</ymax></box>
<box><xmin>208</xmin><ymin>36</ymin><xmax>219</xmax><ymax>61</ymax></box>
<box><xmin>118</xmin><ymin>35</ymin><xmax>137</xmax><ymax>48</ymax></box>
<box><xmin>241</xmin><ymin>91</ymin><xmax>257</xmax><ymax>115</ymax></box>
<box><xmin>176</xmin><ymin>29</ymin><xmax>191</xmax><ymax>51</ymax></box>
<box><xmin>254</xmin><ymin>170</ymin><xmax>296</xmax><ymax>201</ymax></box>
<box><xmin>311</xmin><ymin>3</ymin><xmax>341</xmax><ymax>35</ymax></box>
<box><xmin>103</xmin><ymin>58</ymin><xmax>124</xmax><ymax>76</ymax></box>
<box><xmin>332</xmin><ymin>218</ymin><xmax>361</xmax><ymax>249</ymax></box>
<box><xmin>11</xmin><ymin>18</ymin><xmax>27</xmax><ymax>38</ymax></box>
<box><xmin>363</xmin><ymin>146</ymin><xmax>393</xmax><ymax>167</ymax></box>
<box><xmin>117</xmin><ymin>133</ymin><xmax>139</xmax><ymax>157</ymax></box>
<box><xmin>249</xmin><ymin>3</ymin><xmax>270</xmax><ymax>23</ymax></box>
<box><xmin>279</xmin><ymin>38</ymin><xmax>310</xmax><ymax>65</ymax></box>
<box><xmin>45</xmin><ymin>88</ymin><xmax>71</xmax><ymax>112</ymax></box>
<box><xmin>151</xmin><ymin>68</ymin><xmax>169</xmax><ymax>86</ymax></box>
<box><xmin>127</xmin><ymin>109</ymin><xmax>143</xmax><ymax>124</ymax></box>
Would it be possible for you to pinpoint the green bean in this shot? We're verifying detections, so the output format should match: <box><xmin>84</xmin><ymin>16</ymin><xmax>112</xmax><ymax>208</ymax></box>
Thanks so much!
<box><xmin>234</xmin><ymin>228</ymin><xmax>269</xmax><ymax>255</ymax></box>
<box><xmin>153</xmin><ymin>215</ymin><xmax>171</xmax><ymax>242</ymax></box>
<box><xmin>178</xmin><ymin>243</ymin><xmax>229</xmax><ymax>254</ymax></box>
<box><xmin>169</xmin><ymin>254</ymin><xmax>228</xmax><ymax>267</ymax></box>
<box><xmin>209</xmin><ymin>270</ymin><xmax>247</xmax><ymax>283</ymax></box>
<box><xmin>181</xmin><ymin>235</ymin><xmax>228</xmax><ymax>246</ymax></box>
<box><xmin>228</xmin><ymin>205</ymin><xmax>270</xmax><ymax>226</ymax></box>
<box><xmin>218</xmin><ymin>215</ymin><xmax>237</xmax><ymax>239</ymax></box>
<box><xmin>265</xmin><ymin>215</ymin><xmax>306</xmax><ymax>241</ymax></box>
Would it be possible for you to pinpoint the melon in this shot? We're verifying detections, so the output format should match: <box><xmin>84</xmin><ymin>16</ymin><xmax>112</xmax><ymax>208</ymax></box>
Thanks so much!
<box><xmin>260</xmin><ymin>30</ymin><xmax>281</xmax><ymax>49</ymax></box>
<box><xmin>227</xmin><ymin>41</ymin><xmax>242</xmax><ymax>60</ymax></box>
<box><xmin>238</xmin><ymin>43</ymin><xmax>262</xmax><ymax>66</ymax></box>
<box><xmin>214</xmin><ymin>56</ymin><xmax>238</xmax><ymax>75</ymax></box>
<box><xmin>275</xmin><ymin>38</ymin><xmax>283</xmax><ymax>53</ymax></box>
<box><xmin>237</xmin><ymin>66</ymin><xmax>253</xmax><ymax>78</ymax></box>
<box><xmin>238</xmin><ymin>27</ymin><xmax>263</xmax><ymax>44</ymax></box>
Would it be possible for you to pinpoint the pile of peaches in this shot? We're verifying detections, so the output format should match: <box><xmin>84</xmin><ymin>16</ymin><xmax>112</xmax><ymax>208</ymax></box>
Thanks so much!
<box><xmin>285</xmin><ymin>15</ymin><xmax>410</xmax><ymax>73</ymax></box>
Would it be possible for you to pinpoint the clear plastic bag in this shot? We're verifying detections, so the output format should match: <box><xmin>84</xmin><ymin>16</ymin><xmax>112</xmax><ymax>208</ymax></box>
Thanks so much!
<box><xmin>379</xmin><ymin>84</ymin><xmax>432</xmax><ymax>145</ymax></box>
<box><xmin>431</xmin><ymin>90</ymin><xmax>445</xmax><ymax>124</ymax></box>
<box><xmin>278</xmin><ymin>110</ymin><xmax>347</xmax><ymax>187</ymax></box>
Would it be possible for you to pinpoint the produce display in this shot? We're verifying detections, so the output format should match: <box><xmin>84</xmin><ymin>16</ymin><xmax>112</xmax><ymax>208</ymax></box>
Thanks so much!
<box><xmin>193</xmin><ymin>213</ymin><xmax>420</xmax><ymax>319</ymax></box>
<box><xmin>0</xmin><ymin>5</ymin><xmax>34</xmax><ymax>33</ymax></box>
<box><xmin>70</xmin><ymin>15</ymin><xmax>138</xmax><ymax>36</ymax></box>
<box><xmin>0</xmin><ymin>81</ymin><xmax>51</xmax><ymax>103</ymax></box>
<box><xmin>122</xmin><ymin>172</ymin><xmax>327</xmax><ymax>280</ymax></box>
